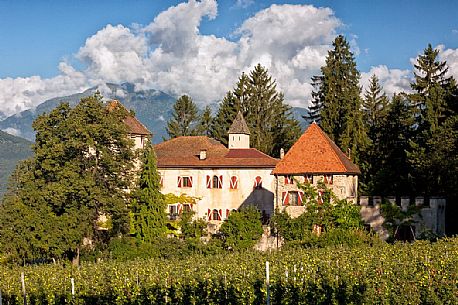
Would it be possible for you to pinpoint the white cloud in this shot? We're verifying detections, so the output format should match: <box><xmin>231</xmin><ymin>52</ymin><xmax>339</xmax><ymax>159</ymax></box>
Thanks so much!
<box><xmin>234</xmin><ymin>0</ymin><xmax>254</xmax><ymax>9</ymax></box>
<box><xmin>437</xmin><ymin>45</ymin><xmax>458</xmax><ymax>81</ymax></box>
<box><xmin>5</xmin><ymin>0</ymin><xmax>445</xmax><ymax>117</ymax></box>
<box><xmin>2</xmin><ymin>127</ymin><xmax>22</xmax><ymax>137</ymax></box>
<box><xmin>361</xmin><ymin>65</ymin><xmax>412</xmax><ymax>97</ymax></box>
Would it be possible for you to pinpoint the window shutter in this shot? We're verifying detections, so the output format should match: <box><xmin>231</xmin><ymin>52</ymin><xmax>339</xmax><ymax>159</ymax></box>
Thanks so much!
<box><xmin>226</xmin><ymin>209</ymin><xmax>230</xmax><ymax>218</ymax></box>
<box><xmin>177</xmin><ymin>176</ymin><xmax>182</xmax><ymax>188</ymax></box>
<box><xmin>218</xmin><ymin>209</ymin><xmax>223</xmax><ymax>220</ymax></box>
<box><xmin>284</xmin><ymin>176</ymin><xmax>288</xmax><ymax>184</ymax></box>
<box><xmin>206</xmin><ymin>175</ymin><xmax>211</xmax><ymax>188</ymax></box>
<box><xmin>160</xmin><ymin>175</ymin><xmax>164</xmax><ymax>187</ymax></box>
<box><xmin>189</xmin><ymin>176</ymin><xmax>193</xmax><ymax>187</ymax></box>
<box><xmin>282</xmin><ymin>191</ymin><xmax>289</xmax><ymax>206</ymax></box>
<box><xmin>208</xmin><ymin>208</ymin><xmax>212</xmax><ymax>220</ymax></box>
<box><xmin>219</xmin><ymin>175</ymin><xmax>223</xmax><ymax>188</ymax></box>
<box><xmin>178</xmin><ymin>204</ymin><xmax>183</xmax><ymax>214</ymax></box>
<box><xmin>298</xmin><ymin>192</ymin><xmax>303</xmax><ymax>206</ymax></box>
<box><xmin>318</xmin><ymin>190</ymin><xmax>323</xmax><ymax>204</ymax></box>
<box><xmin>254</xmin><ymin>176</ymin><xmax>262</xmax><ymax>188</ymax></box>
<box><xmin>230</xmin><ymin>176</ymin><xmax>238</xmax><ymax>189</ymax></box>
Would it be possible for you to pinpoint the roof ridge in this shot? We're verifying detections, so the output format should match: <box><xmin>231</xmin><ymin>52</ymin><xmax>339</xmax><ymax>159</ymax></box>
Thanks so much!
<box><xmin>313</xmin><ymin>124</ymin><xmax>347</xmax><ymax>172</ymax></box>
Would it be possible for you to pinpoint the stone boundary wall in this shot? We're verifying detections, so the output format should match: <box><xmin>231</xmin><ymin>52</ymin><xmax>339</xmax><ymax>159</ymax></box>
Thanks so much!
<box><xmin>359</xmin><ymin>196</ymin><xmax>446</xmax><ymax>239</ymax></box>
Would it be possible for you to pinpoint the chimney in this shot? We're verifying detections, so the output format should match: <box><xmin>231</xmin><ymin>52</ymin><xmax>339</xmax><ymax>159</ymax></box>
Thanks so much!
<box><xmin>280</xmin><ymin>148</ymin><xmax>285</xmax><ymax>159</ymax></box>
<box><xmin>199</xmin><ymin>150</ymin><xmax>207</xmax><ymax>160</ymax></box>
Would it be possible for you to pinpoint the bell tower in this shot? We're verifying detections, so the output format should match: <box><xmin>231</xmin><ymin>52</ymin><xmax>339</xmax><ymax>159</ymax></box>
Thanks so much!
<box><xmin>228</xmin><ymin>111</ymin><xmax>250</xmax><ymax>149</ymax></box>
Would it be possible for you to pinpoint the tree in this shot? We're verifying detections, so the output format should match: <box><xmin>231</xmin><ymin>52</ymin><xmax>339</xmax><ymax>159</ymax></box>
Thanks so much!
<box><xmin>408</xmin><ymin>44</ymin><xmax>458</xmax><ymax>196</ymax></box>
<box><xmin>0</xmin><ymin>94</ymin><xmax>135</xmax><ymax>262</ymax></box>
<box><xmin>130</xmin><ymin>145</ymin><xmax>167</xmax><ymax>243</ymax></box>
<box><xmin>373</xmin><ymin>94</ymin><xmax>414</xmax><ymax>196</ymax></box>
<box><xmin>195</xmin><ymin>106</ymin><xmax>213</xmax><ymax>137</ymax></box>
<box><xmin>219</xmin><ymin>207</ymin><xmax>263</xmax><ymax>250</ymax></box>
<box><xmin>361</xmin><ymin>75</ymin><xmax>389</xmax><ymax>193</ymax></box>
<box><xmin>211</xmin><ymin>65</ymin><xmax>301</xmax><ymax>156</ymax></box>
<box><xmin>166</xmin><ymin>95</ymin><xmax>199</xmax><ymax>138</ymax></box>
<box><xmin>307</xmin><ymin>35</ymin><xmax>368</xmax><ymax>164</ymax></box>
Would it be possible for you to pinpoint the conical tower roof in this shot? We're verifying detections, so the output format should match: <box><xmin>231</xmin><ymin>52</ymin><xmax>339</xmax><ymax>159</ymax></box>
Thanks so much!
<box><xmin>272</xmin><ymin>122</ymin><xmax>360</xmax><ymax>175</ymax></box>
<box><xmin>228</xmin><ymin>111</ymin><xmax>250</xmax><ymax>135</ymax></box>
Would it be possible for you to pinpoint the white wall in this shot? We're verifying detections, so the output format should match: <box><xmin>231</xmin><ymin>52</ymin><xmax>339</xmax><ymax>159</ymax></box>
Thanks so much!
<box><xmin>159</xmin><ymin>168</ymin><xmax>275</xmax><ymax>221</ymax></box>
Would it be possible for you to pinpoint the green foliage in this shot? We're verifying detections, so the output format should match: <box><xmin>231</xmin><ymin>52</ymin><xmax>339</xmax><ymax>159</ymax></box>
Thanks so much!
<box><xmin>130</xmin><ymin>145</ymin><xmax>167</xmax><ymax>242</ymax></box>
<box><xmin>166</xmin><ymin>95</ymin><xmax>199</xmax><ymax>138</ymax></box>
<box><xmin>0</xmin><ymin>239</ymin><xmax>457</xmax><ymax>304</ymax></box>
<box><xmin>380</xmin><ymin>201</ymin><xmax>420</xmax><ymax>241</ymax></box>
<box><xmin>211</xmin><ymin>65</ymin><xmax>301</xmax><ymax>156</ymax></box>
<box><xmin>179</xmin><ymin>210</ymin><xmax>207</xmax><ymax>239</ymax></box>
<box><xmin>218</xmin><ymin>207</ymin><xmax>263</xmax><ymax>250</ymax></box>
<box><xmin>272</xmin><ymin>181</ymin><xmax>365</xmax><ymax>247</ymax></box>
<box><xmin>308</xmin><ymin>35</ymin><xmax>368</xmax><ymax>164</ymax></box>
<box><xmin>0</xmin><ymin>94</ymin><xmax>135</xmax><ymax>262</ymax></box>
<box><xmin>195</xmin><ymin>105</ymin><xmax>213</xmax><ymax>137</ymax></box>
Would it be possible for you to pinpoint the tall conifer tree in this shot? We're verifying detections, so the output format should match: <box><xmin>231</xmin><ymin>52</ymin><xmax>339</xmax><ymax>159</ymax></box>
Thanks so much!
<box><xmin>308</xmin><ymin>35</ymin><xmax>368</xmax><ymax>163</ymax></box>
<box><xmin>130</xmin><ymin>145</ymin><xmax>167</xmax><ymax>243</ymax></box>
<box><xmin>166</xmin><ymin>95</ymin><xmax>199</xmax><ymax>138</ymax></box>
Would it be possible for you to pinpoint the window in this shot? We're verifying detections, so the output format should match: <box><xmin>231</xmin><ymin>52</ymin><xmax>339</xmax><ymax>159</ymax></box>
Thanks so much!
<box><xmin>324</xmin><ymin>174</ymin><xmax>333</xmax><ymax>185</ymax></box>
<box><xmin>206</xmin><ymin>175</ymin><xmax>222</xmax><ymax>189</ymax></box>
<box><xmin>182</xmin><ymin>204</ymin><xmax>191</xmax><ymax>213</ymax></box>
<box><xmin>254</xmin><ymin>176</ymin><xmax>262</xmax><ymax>189</ymax></box>
<box><xmin>177</xmin><ymin>176</ymin><xmax>193</xmax><ymax>188</ymax></box>
<box><xmin>213</xmin><ymin>209</ymin><xmax>222</xmax><ymax>220</ymax></box>
<box><xmin>282</xmin><ymin>191</ymin><xmax>303</xmax><ymax>206</ymax></box>
<box><xmin>305</xmin><ymin>174</ymin><xmax>313</xmax><ymax>184</ymax></box>
<box><xmin>284</xmin><ymin>175</ymin><xmax>294</xmax><ymax>184</ymax></box>
<box><xmin>159</xmin><ymin>173</ymin><xmax>164</xmax><ymax>187</ymax></box>
<box><xmin>230</xmin><ymin>176</ymin><xmax>238</xmax><ymax>189</ymax></box>
<box><xmin>169</xmin><ymin>205</ymin><xmax>177</xmax><ymax>215</ymax></box>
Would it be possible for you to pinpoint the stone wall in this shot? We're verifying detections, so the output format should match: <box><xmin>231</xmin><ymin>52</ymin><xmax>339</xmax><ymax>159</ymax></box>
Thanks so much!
<box><xmin>359</xmin><ymin>196</ymin><xmax>446</xmax><ymax>239</ymax></box>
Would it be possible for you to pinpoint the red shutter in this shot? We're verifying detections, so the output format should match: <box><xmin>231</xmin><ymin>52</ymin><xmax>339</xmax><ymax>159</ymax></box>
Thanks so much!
<box><xmin>230</xmin><ymin>176</ymin><xmax>238</xmax><ymax>189</ymax></box>
<box><xmin>284</xmin><ymin>176</ymin><xmax>288</xmax><ymax>184</ymax></box>
<box><xmin>178</xmin><ymin>204</ymin><xmax>183</xmax><ymax>214</ymax></box>
<box><xmin>254</xmin><ymin>176</ymin><xmax>262</xmax><ymax>188</ymax></box>
<box><xmin>218</xmin><ymin>209</ymin><xmax>223</xmax><ymax>220</ymax></box>
<box><xmin>177</xmin><ymin>176</ymin><xmax>182</xmax><ymax>188</ymax></box>
<box><xmin>226</xmin><ymin>209</ymin><xmax>230</xmax><ymax>218</ymax></box>
<box><xmin>282</xmin><ymin>191</ymin><xmax>289</xmax><ymax>206</ymax></box>
<box><xmin>219</xmin><ymin>175</ymin><xmax>223</xmax><ymax>189</ymax></box>
<box><xmin>189</xmin><ymin>176</ymin><xmax>193</xmax><ymax>187</ymax></box>
<box><xmin>208</xmin><ymin>208</ymin><xmax>212</xmax><ymax>220</ymax></box>
<box><xmin>298</xmin><ymin>192</ymin><xmax>303</xmax><ymax>206</ymax></box>
<box><xmin>206</xmin><ymin>175</ymin><xmax>211</xmax><ymax>188</ymax></box>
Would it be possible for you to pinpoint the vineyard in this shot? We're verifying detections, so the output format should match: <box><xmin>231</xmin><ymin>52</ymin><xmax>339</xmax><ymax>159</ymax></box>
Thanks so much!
<box><xmin>0</xmin><ymin>238</ymin><xmax>457</xmax><ymax>305</ymax></box>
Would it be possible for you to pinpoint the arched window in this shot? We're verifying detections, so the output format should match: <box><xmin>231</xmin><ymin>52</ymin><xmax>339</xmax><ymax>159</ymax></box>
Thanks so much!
<box><xmin>212</xmin><ymin>175</ymin><xmax>223</xmax><ymax>189</ymax></box>
<box><xmin>254</xmin><ymin>176</ymin><xmax>262</xmax><ymax>189</ymax></box>
<box><xmin>212</xmin><ymin>209</ymin><xmax>221</xmax><ymax>221</ymax></box>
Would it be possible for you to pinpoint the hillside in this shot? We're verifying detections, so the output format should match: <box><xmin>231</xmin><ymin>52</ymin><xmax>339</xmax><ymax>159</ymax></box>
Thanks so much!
<box><xmin>0</xmin><ymin>83</ymin><xmax>176</xmax><ymax>143</ymax></box>
<box><xmin>0</xmin><ymin>130</ymin><xmax>33</xmax><ymax>199</ymax></box>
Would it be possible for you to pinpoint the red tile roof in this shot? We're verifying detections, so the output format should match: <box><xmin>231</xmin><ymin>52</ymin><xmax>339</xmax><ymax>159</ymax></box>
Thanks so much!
<box><xmin>155</xmin><ymin>136</ymin><xmax>278</xmax><ymax>168</ymax></box>
<box><xmin>107</xmin><ymin>100</ymin><xmax>151</xmax><ymax>136</ymax></box>
<box><xmin>272</xmin><ymin>123</ymin><xmax>360</xmax><ymax>175</ymax></box>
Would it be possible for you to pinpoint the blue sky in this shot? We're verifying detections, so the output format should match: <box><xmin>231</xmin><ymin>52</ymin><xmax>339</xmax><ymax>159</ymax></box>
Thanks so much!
<box><xmin>0</xmin><ymin>0</ymin><xmax>457</xmax><ymax>117</ymax></box>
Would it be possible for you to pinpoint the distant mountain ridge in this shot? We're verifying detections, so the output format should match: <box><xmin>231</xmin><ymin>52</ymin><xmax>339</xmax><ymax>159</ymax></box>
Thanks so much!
<box><xmin>0</xmin><ymin>83</ymin><xmax>309</xmax><ymax>143</ymax></box>
<box><xmin>0</xmin><ymin>130</ymin><xmax>33</xmax><ymax>199</ymax></box>
<box><xmin>0</xmin><ymin>83</ymin><xmax>177</xmax><ymax>143</ymax></box>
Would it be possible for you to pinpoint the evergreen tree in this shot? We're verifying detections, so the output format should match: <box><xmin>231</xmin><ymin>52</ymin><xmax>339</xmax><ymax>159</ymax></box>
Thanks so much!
<box><xmin>166</xmin><ymin>95</ymin><xmax>199</xmax><ymax>138</ymax></box>
<box><xmin>408</xmin><ymin>44</ymin><xmax>458</xmax><ymax>195</ymax></box>
<box><xmin>0</xmin><ymin>94</ymin><xmax>135</xmax><ymax>262</ymax></box>
<box><xmin>211</xmin><ymin>65</ymin><xmax>301</xmax><ymax>156</ymax></box>
<box><xmin>374</xmin><ymin>94</ymin><xmax>414</xmax><ymax>196</ymax></box>
<box><xmin>361</xmin><ymin>75</ymin><xmax>389</xmax><ymax>192</ymax></box>
<box><xmin>307</xmin><ymin>35</ymin><xmax>368</xmax><ymax>163</ymax></box>
<box><xmin>131</xmin><ymin>145</ymin><xmax>167</xmax><ymax>243</ymax></box>
<box><xmin>195</xmin><ymin>106</ymin><xmax>213</xmax><ymax>137</ymax></box>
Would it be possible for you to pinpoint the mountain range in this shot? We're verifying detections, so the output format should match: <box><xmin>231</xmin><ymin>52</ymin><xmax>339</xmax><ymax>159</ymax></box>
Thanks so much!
<box><xmin>0</xmin><ymin>83</ymin><xmax>309</xmax><ymax>197</ymax></box>
<box><xmin>0</xmin><ymin>130</ymin><xmax>33</xmax><ymax>199</ymax></box>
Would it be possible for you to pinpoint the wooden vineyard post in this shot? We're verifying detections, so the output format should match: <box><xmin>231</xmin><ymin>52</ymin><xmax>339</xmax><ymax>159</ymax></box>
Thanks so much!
<box><xmin>21</xmin><ymin>272</ymin><xmax>26</xmax><ymax>305</ymax></box>
<box><xmin>266</xmin><ymin>261</ymin><xmax>270</xmax><ymax>305</ymax></box>
<box><xmin>71</xmin><ymin>278</ymin><xmax>75</xmax><ymax>298</ymax></box>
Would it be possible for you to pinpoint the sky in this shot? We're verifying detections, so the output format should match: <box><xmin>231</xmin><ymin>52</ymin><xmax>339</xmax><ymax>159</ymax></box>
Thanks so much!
<box><xmin>0</xmin><ymin>0</ymin><xmax>457</xmax><ymax>118</ymax></box>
